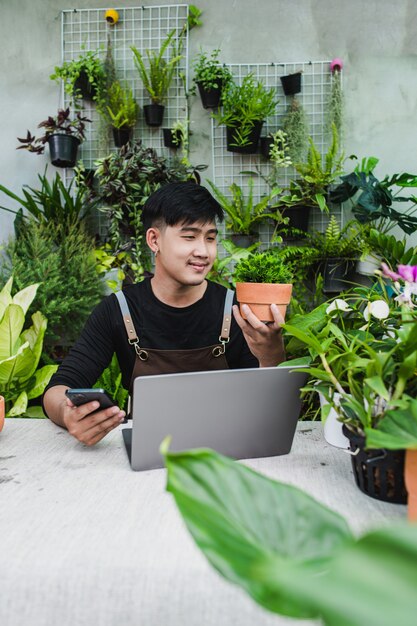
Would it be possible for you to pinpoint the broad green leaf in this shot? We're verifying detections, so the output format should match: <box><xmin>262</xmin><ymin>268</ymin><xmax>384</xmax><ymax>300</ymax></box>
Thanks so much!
<box><xmin>12</xmin><ymin>283</ymin><xmax>39</xmax><ymax>315</ymax></box>
<box><xmin>282</xmin><ymin>324</ymin><xmax>324</xmax><ymax>354</ymax></box>
<box><xmin>6</xmin><ymin>390</ymin><xmax>28</xmax><ymax>416</ymax></box>
<box><xmin>257</xmin><ymin>524</ymin><xmax>417</xmax><ymax>626</ymax></box>
<box><xmin>0</xmin><ymin>276</ymin><xmax>13</xmax><ymax>321</ymax></box>
<box><xmin>366</xmin><ymin>397</ymin><xmax>417</xmax><ymax>449</ymax></box>
<box><xmin>0</xmin><ymin>342</ymin><xmax>30</xmax><ymax>385</ymax></box>
<box><xmin>364</xmin><ymin>375</ymin><xmax>390</xmax><ymax>401</ymax></box>
<box><xmin>0</xmin><ymin>304</ymin><xmax>25</xmax><ymax>359</ymax></box>
<box><xmin>20</xmin><ymin>311</ymin><xmax>47</xmax><ymax>381</ymax></box>
<box><xmin>26</xmin><ymin>364</ymin><xmax>58</xmax><ymax>399</ymax></box>
<box><xmin>163</xmin><ymin>444</ymin><xmax>352</xmax><ymax>619</ymax></box>
<box><xmin>22</xmin><ymin>405</ymin><xmax>48</xmax><ymax>419</ymax></box>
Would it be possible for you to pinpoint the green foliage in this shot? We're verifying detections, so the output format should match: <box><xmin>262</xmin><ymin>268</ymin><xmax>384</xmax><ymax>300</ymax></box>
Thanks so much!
<box><xmin>330</xmin><ymin>156</ymin><xmax>417</xmax><ymax>235</ymax></box>
<box><xmin>163</xmin><ymin>442</ymin><xmax>417</xmax><ymax>625</ymax></box>
<box><xmin>105</xmin><ymin>81</ymin><xmax>139</xmax><ymax>129</ymax></box>
<box><xmin>327</xmin><ymin>69</ymin><xmax>344</xmax><ymax>139</ymax></box>
<box><xmin>207</xmin><ymin>239</ymin><xmax>258</xmax><ymax>288</ymax></box>
<box><xmin>1</xmin><ymin>220</ymin><xmax>104</xmax><ymax>353</ymax></box>
<box><xmin>363</xmin><ymin>228</ymin><xmax>417</xmax><ymax>267</ymax></box>
<box><xmin>93</xmin><ymin>353</ymin><xmax>129</xmax><ymax>412</ymax></box>
<box><xmin>207</xmin><ymin>178</ymin><xmax>284</xmax><ymax>235</ymax></box>
<box><xmin>233</xmin><ymin>251</ymin><xmax>293</xmax><ymax>284</ymax></box>
<box><xmin>192</xmin><ymin>48</ymin><xmax>232</xmax><ymax>90</ymax></box>
<box><xmin>0</xmin><ymin>170</ymin><xmax>97</xmax><ymax>236</ymax></box>
<box><xmin>366</xmin><ymin>396</ymin><xmax>417</xmax><ymax>450</ymax></box>
<box><xmin>0</xmin><ymin>278</ymin><xmax>57</xmax><ymax>417</ymax></box>
<box><xmin>93</xmin><ymin>141</ymin><xmax>207</xmax><ymax>279</ymax></box>
<box><xmin>282</xmin><ymin>97</ymin><xmax>309</xmax><ymax>163</ymax></box>
<box><xmin>212</xmin><ymin>73</ymin><xmax>278</xmax><ymax>147</ymax></box>
<box><xmin>50</xmin><ymin>48</ymin><xmax>107</xmax><ymax>108</ymax></box>
<box><xmin>131</xmin><ymin>29</ymin><xmax>183</xmax><ymax>105</ymax></box>
<box><xmin>16</xmin><ymin>108</ymin><xmax>90</xmax><ymax>155</ymax></box>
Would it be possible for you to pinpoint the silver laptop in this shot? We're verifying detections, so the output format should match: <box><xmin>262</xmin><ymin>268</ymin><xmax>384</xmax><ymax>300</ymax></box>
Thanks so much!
<box><xmin>122</xmin><ymin>366</ymin><xmax>307</xmax><ymax>471</ymax></box>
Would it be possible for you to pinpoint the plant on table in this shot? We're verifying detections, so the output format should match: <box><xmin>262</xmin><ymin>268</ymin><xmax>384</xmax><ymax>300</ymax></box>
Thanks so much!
<box><xmin>161</xmin><ymin>440</ymin><xmax>417</xmax><ymax>626</ymax></box>
<box><xmin>0</xmin><ymin>278</ymin><xmax>57</xmax><ymax>417</ymax></box>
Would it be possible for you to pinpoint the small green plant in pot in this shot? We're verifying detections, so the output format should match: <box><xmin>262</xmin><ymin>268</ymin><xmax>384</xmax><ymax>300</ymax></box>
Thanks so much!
<box><xmin>105</xmin><ymin>80</ymin><xmax>139</xmax><ymax>147</ymax></box>
<box><xmin>192</xmin><ymin>48</ymin><xmax>232</xmax><ymax>109</ymax></box>
<box><xmin>213</xmin><ymin>73</ymin><xmax>278</xmax><ymax>153</ymax></box>
<box><xmin>50</xmin><ymin>48</ymin><xmax>107</xmax><ymax>106</ymax></box>
<box><xmin>234</xmin><ymin>252</ymin><xmax>293</xmax><ymax>322</ymax></box>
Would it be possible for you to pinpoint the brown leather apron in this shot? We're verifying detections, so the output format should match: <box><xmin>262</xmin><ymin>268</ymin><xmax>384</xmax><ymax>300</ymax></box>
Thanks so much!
<box><xmin>115</xmin><ymin>288</ymin><xmax>234</xmax><ymax>394</ymax></box>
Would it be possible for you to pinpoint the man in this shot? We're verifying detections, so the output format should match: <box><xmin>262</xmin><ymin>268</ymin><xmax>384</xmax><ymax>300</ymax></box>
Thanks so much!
<box><xmin>43</xmin><ymin>182</ymin><xmax>285</xmax><ymax>445</ymax></box>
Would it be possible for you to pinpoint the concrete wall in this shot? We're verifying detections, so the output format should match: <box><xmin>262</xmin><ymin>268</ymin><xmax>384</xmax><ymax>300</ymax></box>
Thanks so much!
<box><xmin>2</xmin><ymin>0</ymin><xmax>417</xmax><ymax>245</ymax></box>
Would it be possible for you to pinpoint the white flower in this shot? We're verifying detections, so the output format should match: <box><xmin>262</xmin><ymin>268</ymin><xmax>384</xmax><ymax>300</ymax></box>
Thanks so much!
<box><xmin>326</xmin><ymin>299</ymin><xmax>351</xmax><ymax>315</ymax></box>
<box><xmin>363</xmin><ymin>300</ymin><xmax>390</xmax><ymax>321</ymax></box>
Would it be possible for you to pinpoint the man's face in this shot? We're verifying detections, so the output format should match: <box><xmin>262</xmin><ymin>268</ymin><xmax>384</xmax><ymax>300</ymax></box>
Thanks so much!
<box><xmin>153</xmin><ymin>220</ymin><xmax>218</xmax><ymax>287</ymax></box>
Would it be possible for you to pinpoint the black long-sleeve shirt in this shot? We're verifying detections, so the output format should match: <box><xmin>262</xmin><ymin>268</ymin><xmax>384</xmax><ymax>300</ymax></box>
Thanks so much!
<box><xmin>45</xmin><ymin>278</ymin><xmax>258</xmax><ymax>392</ymax></box>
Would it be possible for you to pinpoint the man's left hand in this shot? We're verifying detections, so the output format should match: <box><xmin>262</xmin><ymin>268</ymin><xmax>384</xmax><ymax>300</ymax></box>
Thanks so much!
<box><xmin>232</xmin><ymin>303</ymin><xmax>286</xmax><ymax>367</ymax></box>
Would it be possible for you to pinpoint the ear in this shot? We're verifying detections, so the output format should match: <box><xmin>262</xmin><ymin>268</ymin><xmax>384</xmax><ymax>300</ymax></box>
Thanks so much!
<box><xmin>146</xmin><ymin>227</ymin><xmax>160</xmax><ymax>254</ymax></box>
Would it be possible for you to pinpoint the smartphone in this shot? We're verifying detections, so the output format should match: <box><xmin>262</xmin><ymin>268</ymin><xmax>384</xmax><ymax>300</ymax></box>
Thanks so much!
<box><xmin>65</xmin><ymin>388</ymin><xmax>116</xmax><ymax>411</ymax></box>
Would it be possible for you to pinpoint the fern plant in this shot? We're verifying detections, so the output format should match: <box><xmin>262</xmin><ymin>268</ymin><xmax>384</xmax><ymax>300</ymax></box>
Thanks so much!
<box><xmin>105</xmin><ymin>81</ymin><xmax>139</xmax><ymax>129</ymax></box>
<box><xmin>233</xmin><ymin>252</ymin><xmax>293</xmax><ymax>284</ymax></box>
<box><xmin>207</xmin><ymin>178</ymin><xmax>285</xmax><ymax>235</ymax></box>
<box><xmin>131</xmin><ymin>30</ymin><xmax>183</xmax><ymax>105</ymax></box>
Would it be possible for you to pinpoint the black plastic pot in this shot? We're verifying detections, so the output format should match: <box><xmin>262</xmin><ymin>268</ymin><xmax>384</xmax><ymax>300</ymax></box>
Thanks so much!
<box><xmin>281</xmin><ymin>205</ymin><xmax>311</xmax><ymax>240</ymax></box>
<box><xmin>280</xmin><ymin>72</ymin><xmax>302</xmax><ymax>96</ymax></box>
<box><xmin>226</xmin><ymin>120</ymin><xmax>263</xmax><ymax>154</ymax></box>
<box><xmin>259</xmin><ymin>135</ymin><xmax>275</xmax><ymax>159</ymax></box>
<box><xmin>322</xmin><ymin>258</ymin><xmax>355</xmax><ymax>293</ymax></box>
<box><xmin>343</xmin><ymin>426</ymin><xmax>407</xmax><ymax>504</ymax></box>
<box><xmin>113</xmin><ymin>126</ymin><xmax>133</xmax><ymax>148</ymax></box>
<box><xmin>230</xmin><ymin>233</ymin><xmax>257</xmax><ymax>248</ymax></box>
<box><xmin>143</xmin><ymin>104</ymin><xmax>165</xmax><ymax>127</ymax></box>
<box><xmin>74</xmin><ymin>70</ymin><xmax>96</xmax><ymax>100</ymax></box>
<box><xmin>163</xmin><ymin>128</ymin><xmax>182</xmax><ymax>148</ymax></box>
<box><xmin>47</xmin><ymin>134</ymin><xmax>80</xmax><ymax>168</ymax></box>
<box><xmin>196</xmin><ymin>81</ymin><xmax>223</xmax><ymax>109</ymax></box>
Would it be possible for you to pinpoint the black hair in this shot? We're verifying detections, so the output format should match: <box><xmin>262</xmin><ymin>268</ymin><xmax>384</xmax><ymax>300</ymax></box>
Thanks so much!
<box><xmin>142</xmin><ymin>181</ymin><xmax>224</xmax><ymax>232</ymax></box>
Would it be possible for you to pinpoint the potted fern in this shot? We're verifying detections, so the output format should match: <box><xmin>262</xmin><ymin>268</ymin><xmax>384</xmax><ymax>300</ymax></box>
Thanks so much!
<box><xmin>104</xmin><ymin>81</ymin><xmax>139</xmax><ymax>147</ymax></box>
<box><xmin>207</xmin><ymin>178</ymin><xmax>285</xmax><ymax>247</ymax></box>
<box><xmin>233</xmin><ymin>251</ymin><xmax>293</xmax><ymax>322</ymax></box>
<box><xmin>212</xmin><ymin>73</ymin><xmax>278</xmax><ymax>153</ymax></box>
<box><xmin>131</xmin><ymin>29</ymin><xmax>183</xmax><ymax>127</ymax></box>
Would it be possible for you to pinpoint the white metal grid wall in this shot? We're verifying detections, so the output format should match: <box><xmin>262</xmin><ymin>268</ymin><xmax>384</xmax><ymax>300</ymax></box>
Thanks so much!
<box><xmin>61</xmin><ymin>5</ymin><xmax>189</xmax><ymax>169</ymax></box>
<box><xmin>211</xmin><ymin>61</ymin><xmax>343</xmax><ymax>245</ymax></box>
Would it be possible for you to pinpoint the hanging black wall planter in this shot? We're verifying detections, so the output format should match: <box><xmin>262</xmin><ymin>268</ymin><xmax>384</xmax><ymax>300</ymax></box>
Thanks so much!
<box><xmin>163</xmin><ymin>128</ymin><xmax>182</xmax><ymax>148</ymax></box>
<box><xmin>280</xmin><ymin>72</ymin><xmax>302</xmax><ymax>96</ymax></box>
<box><xmin>47</xmin><ymin>134</ymin><xmax>80</xmax><ymax>168</ymax></box>
<box><xmin>281</xmin><ymin>205</ymin><xmax>311</xmax><ymax>239</ymax></box>
<box><xmin>143</xmin><ymin>104</ymin><xmax>165</xmax><ymax>127</ymax></box>
<box><xmin>113</xmin><ymin>126</ymin><xmax>133</xmax><ymax>148</ymax></box>
<box><xmin>322</xmin><ymin>258</ymin><xmax>355</xmax><ymax>293</ymax></box>
<box><xmin>226</xmin><ymin>121</ymin><xmax>263</xmax><ymax>154</ymax></box>
<box><xmin>196</xmin><ymin>81</ymin><xmax>223</xmax><ymax>109</ymax></box>
<box><xmin>74</xmin><ymin>71</ymin><xmax>96</xmax><ymax>100</ymax></box>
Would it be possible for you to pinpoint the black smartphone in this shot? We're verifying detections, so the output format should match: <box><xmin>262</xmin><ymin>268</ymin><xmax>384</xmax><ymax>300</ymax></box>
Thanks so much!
<box><xmin>65</xmin><ymin>388</ymin><xmax>116</xmax><ymax>410</ymax></box>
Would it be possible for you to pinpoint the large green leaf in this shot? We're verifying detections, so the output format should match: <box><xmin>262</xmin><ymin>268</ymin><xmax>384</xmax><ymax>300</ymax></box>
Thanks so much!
<box><xmin>366</xmin><ymin>397</ymin><xmax>417</xmax><ymax>449</ymax></box>
<box><xmin>26</xmin><ymin>364</ymin><xmax>58</xmax><ymax>399</ymax></box>
<box><xmin>20</xmin><ymin>311</ymin><xmax>47</xmax><ymax>380</ymax></box>
<box><xmin>163</xmin><ymin>443</ymin><xmax>352</xmax><ymax>619</ymax></box>
<box><xmin>12</xmin><ymin>282</ymin><xmax>39</xmax><ymax>315</ymax></box>
<box><xmin>257</xmin><ymin>524</ymin><xmax>417</xmax><ymax>626</ymax></box>
<box><xmin>0</xmin><ymin>276</ymin><xmax>13</xmax><ymax>320</ymax></box>
<box><xmin>6</xmin><ymin>390</ymin><xmax>28</xmax><ymax>416</ymax></box>
<box><xmin>0</xmin><ymin>342</ymin><xmax>29</xmax><ymax>385</ymax></box>
<box><xmin>163</xmin><ymin>444</ymin><xmax>417</xmax><ymax>626</ymax></box>
<box><xmin>0</xmin><ymin>304</ymin><xmax>25</xmax><ymax>359</ymax></box>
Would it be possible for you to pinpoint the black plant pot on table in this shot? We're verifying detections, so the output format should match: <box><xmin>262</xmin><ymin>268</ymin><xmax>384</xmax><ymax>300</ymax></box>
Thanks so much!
<box><xmin>226</xmin><ymin>121</ymin><xmax>263</xmax><ymax>154</ymax></box>
<box><xmin>47</xmin><ymin>134</ymin><xmax>80</xmax><ymax>168</ymax></box>
<box><xmin>280</xmin><ymin>72</ymin><xmax>302</xmax><ymax>96</ymax></box>
<box><xmin>143</xmin><ymin>104</ymin><xmax>165</xmax><ymax>127</ymax></box>
<box><xmin>342</xmin><ymin>425</ymin><xmax>407</xmax><ymax>504</ymax></box>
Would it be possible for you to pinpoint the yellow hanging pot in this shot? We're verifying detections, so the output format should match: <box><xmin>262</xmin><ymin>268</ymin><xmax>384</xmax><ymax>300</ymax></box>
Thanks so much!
<box><xmin>105</xmin><ymin>9</ymin><xmax>119</xmax><ymax>25</ymax></box>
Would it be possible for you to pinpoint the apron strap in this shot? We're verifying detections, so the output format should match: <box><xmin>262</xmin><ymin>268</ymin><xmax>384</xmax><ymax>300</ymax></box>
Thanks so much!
<box><xmin>115</xmin><ymin>286</ymin><xmax>234</xmax><ymax>346</ymax></box>
<box><xmin>115</xmin><ymin>290</ymin><xmax>139</xmax><ymax>344</ymax></box>
<box><xmin>220</xmin><ymin>288</ymin><xmax>234</xmax><ymax>342</ymax></box>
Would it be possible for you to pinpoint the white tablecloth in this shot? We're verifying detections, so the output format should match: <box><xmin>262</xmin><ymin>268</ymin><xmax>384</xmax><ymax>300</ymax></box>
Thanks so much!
<box><xmin>0</xmin><ymin>419</ymin><xmax>406</xmax><ymax>626</ymax></box>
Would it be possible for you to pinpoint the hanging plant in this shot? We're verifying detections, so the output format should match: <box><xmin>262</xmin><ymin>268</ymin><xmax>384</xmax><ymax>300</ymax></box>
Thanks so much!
<box><xmin>328</xmin><ymin>58</ymin><xmax>344</xmax><ymax>140</ymax></box>
<box><xmin>282</xmin><ymin>97</ymin><xmax>309</xmax><ymax>163</ymax></box>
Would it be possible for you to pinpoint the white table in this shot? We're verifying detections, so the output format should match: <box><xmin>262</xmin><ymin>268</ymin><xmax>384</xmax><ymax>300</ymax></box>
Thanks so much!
<box><xmin>0</xmin><ymin>420</ymin><xmax>406</xmax><ymax>626</ymax></box>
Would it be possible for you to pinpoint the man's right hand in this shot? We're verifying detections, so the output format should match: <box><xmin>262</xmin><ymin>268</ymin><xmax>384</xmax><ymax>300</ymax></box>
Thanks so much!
<box><xmin>62</xmin><ymin>397</ymin><xmax>126</xmax><ymax>446</ymax></box>
<box><xmin>44</xmin><ymin>385</ymin><xmax>125</xmax><ymax>446</ymax></box>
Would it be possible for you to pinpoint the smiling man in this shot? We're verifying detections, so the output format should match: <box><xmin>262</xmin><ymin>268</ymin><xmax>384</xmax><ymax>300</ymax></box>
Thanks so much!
<box><xmin>43</xmin><ymin>182</ymin><xmax>285</xmax><ymax>445</ymax></box>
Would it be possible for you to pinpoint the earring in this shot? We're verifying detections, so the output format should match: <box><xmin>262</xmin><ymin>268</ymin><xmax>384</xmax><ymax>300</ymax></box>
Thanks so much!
<box><xmin>154</xmin><ymin>248</ymin><xmax>159</xmax><ymax>257</ymax></box>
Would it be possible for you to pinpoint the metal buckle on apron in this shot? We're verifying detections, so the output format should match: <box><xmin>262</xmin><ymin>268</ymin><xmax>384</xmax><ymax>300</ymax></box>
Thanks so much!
<box><xmin>129</xmin><ymin>338</ymin><xmax>149</xmax><ymax>361</ymax></box>
<box><xmin>212</xmin><ymin>335</ymin><xmax>230</xmax><ymax>357</ymax></box>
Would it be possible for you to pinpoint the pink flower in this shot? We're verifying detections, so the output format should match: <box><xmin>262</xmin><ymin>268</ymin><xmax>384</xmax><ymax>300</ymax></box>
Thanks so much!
<box><xmin>330</xmin><ymin>58</ymin><xmax>343</xmax><ymax>73</ymax></box>
<box><xmin>397</xmin><ymin>264</ymin><xmax>417</xmax><ymax>283</ymax></box>
<box><xmin>381</xmin><ymin>262</ymin><xmax>401</xmax><ymax>281</ymax></box>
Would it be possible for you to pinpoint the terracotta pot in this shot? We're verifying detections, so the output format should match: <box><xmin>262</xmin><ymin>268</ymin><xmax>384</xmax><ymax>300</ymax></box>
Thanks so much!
<box><xmin>0</xmin><ymin>395</ymin><xmax>5</xmax><ymax>432</ymax></box>
<box><xmin>235</xmin><ymin>282</ymin><xmax>292</xmax><ymax>322</ymax></box>
<box><xmin>405</xmin><ymin>449</ymin><xmax>417</xmax><ymax>522</ymax></box>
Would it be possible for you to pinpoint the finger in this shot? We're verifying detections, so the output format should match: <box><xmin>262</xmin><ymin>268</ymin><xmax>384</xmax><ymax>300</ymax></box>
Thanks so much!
<box><xmin>270</xmin><ymin>304</ymin><xmax>285</xmax><ymax>327</ymax></box>
<box><xmin>239</xmin><ymin>304</ymin><xmax>268</xmax><ymax>331</ymax></box>
<box><xmin>69</xmin><ymin>400</ymin><xmax>102</xmax><ymax>422</ymax></box>
<box><xmin>70</xmin><ymin>407</ymin><xmax>125</xmax><ymax>444</ymax></box>
<box><xmin>232</xmin><ymin>304</ymin><xmax>245</xmax><ymax>329</ymax></box>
